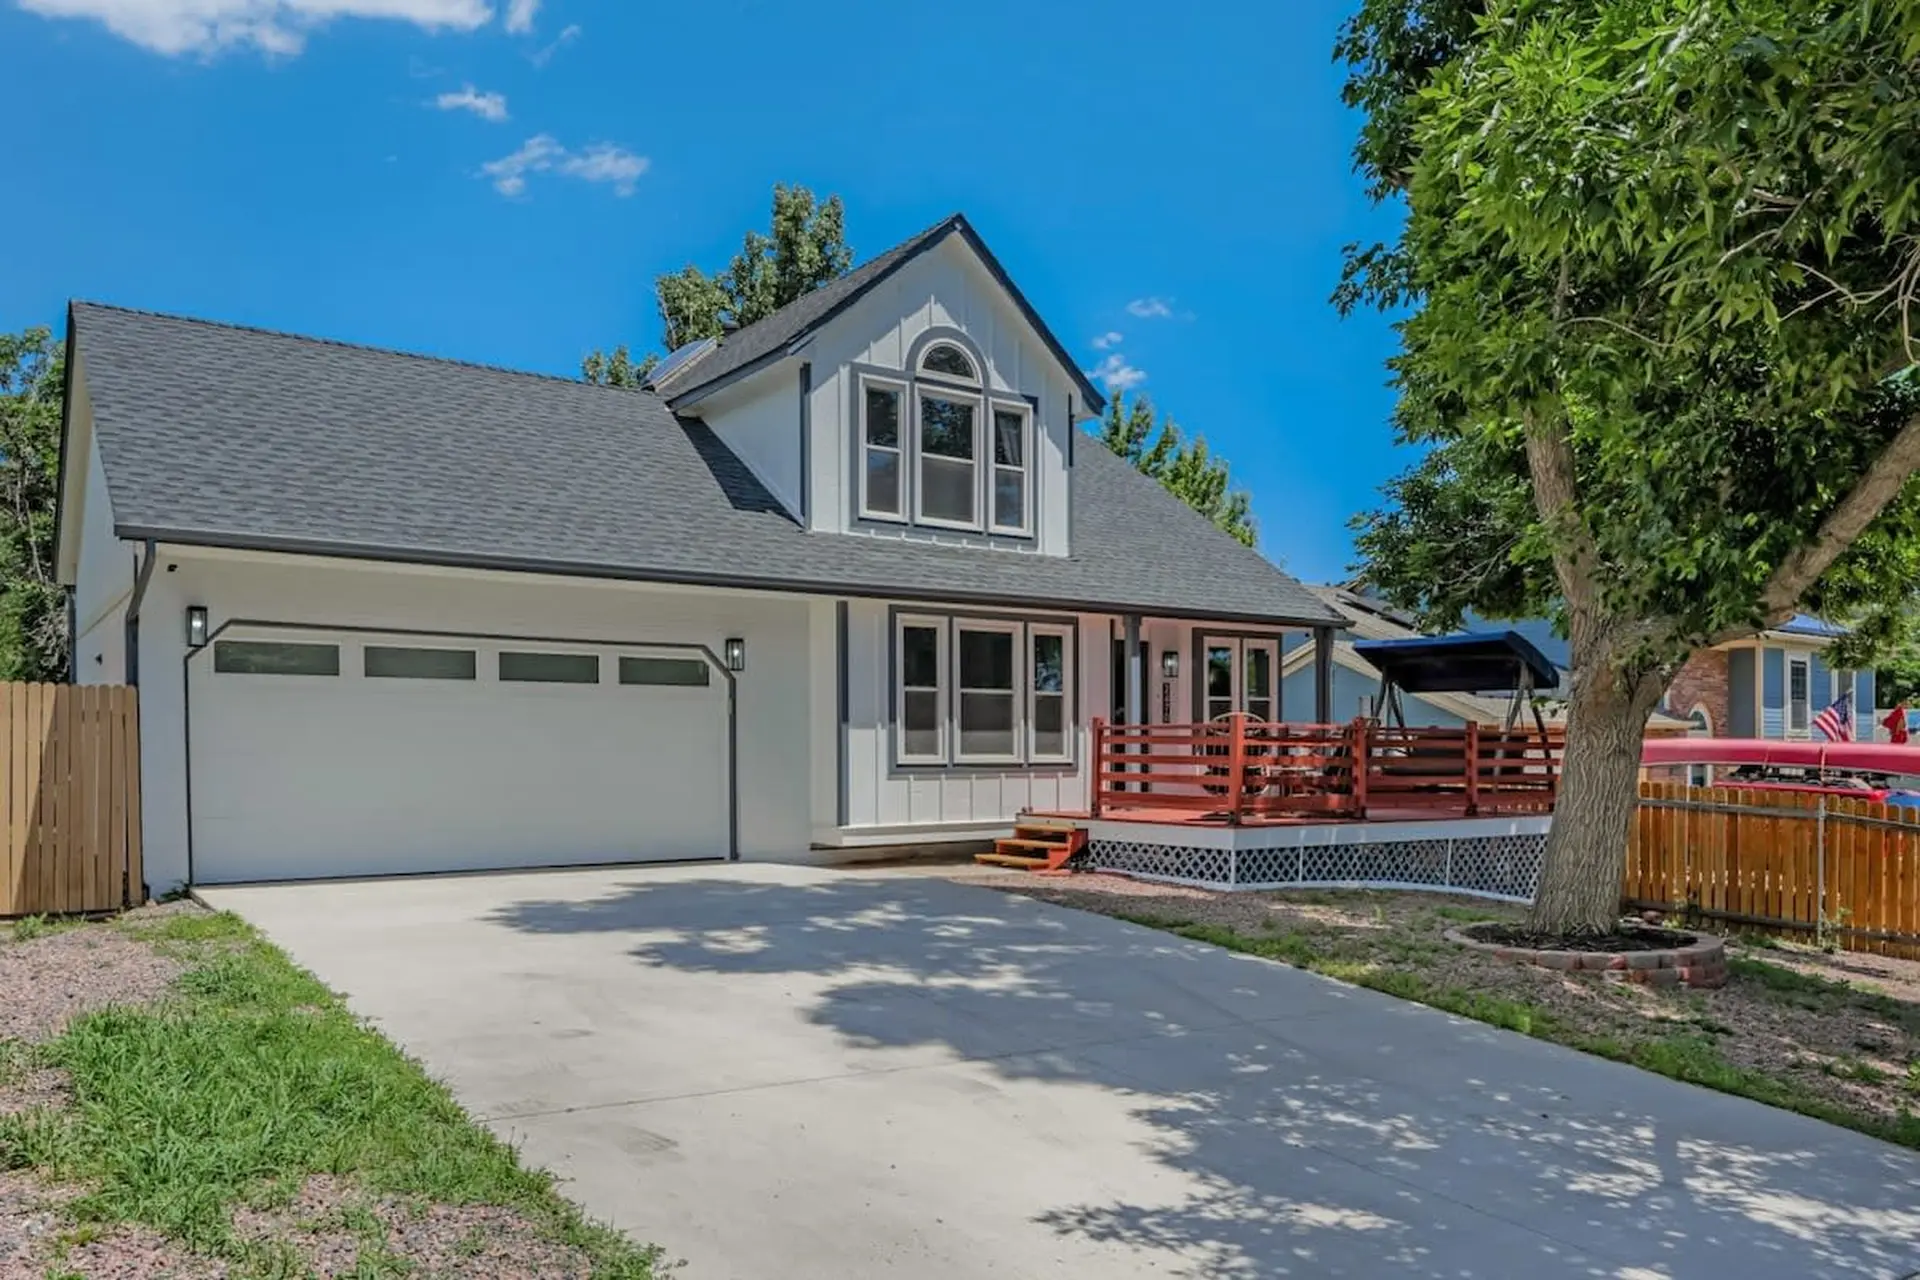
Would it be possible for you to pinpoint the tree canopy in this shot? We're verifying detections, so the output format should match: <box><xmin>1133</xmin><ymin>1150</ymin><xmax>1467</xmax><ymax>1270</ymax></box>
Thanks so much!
<box><xmin>585</xmin><ymin>185</ymin><xmax>853</xmax><ymax>386</ymax></box>
<box><xmin>0</xmin><ymin>328</ymin><xmax>68</xmax><ymax>682</ymax></box>
<box><xmin>1097</xmin><ymin>392</ymin><xmax>1258</xmax><ymax>548</ymax></box>
<box><xmin>1339</xmin><ymin>0</ymin><xmax>1920</xmax><ymax>929</ymax></box>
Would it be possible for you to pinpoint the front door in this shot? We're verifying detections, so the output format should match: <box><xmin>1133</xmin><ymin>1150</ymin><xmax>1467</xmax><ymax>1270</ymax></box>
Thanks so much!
<box><xmin>1201</xmin><ymin>636</ymin><xmax>1281</xmax><ymax>723</ymax></box>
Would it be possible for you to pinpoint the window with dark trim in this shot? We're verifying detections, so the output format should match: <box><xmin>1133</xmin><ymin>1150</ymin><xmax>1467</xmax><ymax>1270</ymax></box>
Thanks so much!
<box><xmin>894</xmin><ymin>615</ymin><xmax>1073</xmax><ymax>767</ymax></box>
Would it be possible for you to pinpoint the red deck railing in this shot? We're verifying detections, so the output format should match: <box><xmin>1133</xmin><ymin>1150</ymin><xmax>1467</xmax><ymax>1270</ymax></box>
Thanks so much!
<box><xmin>1091</xmin><ymin>715</ymin><xmax>1563</xmax><ymax>823</ymax></box>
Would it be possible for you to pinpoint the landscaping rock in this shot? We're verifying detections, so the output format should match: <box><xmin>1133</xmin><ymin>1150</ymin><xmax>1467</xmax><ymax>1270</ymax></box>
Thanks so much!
<box><xmin>0</xmin><ymin>927</ymin><xmax>185</xmax><ymax>1043</ymax></box>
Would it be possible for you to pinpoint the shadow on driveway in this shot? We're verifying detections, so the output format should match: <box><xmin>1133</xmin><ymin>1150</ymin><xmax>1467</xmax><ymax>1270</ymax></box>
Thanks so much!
<box><xmin>484</xmin><ymin>870</ymin><xmax>1920</xmax><ymax>1279</ymax></box>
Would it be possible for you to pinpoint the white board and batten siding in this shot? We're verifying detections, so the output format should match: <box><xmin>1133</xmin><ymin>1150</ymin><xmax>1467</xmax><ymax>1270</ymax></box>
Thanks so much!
<box><xmin>803</xmin><ymin>235</ymin><xmax>1078</xmax><ymax>553</ymax></box>
<box><xmin>836</xmin><ymin>599</ymin><xmax>1110</xmax><ymax>835</ymax></box>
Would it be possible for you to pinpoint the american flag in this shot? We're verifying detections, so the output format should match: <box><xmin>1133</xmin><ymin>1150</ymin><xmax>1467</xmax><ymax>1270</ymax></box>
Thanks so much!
<box><xmin>1813</xmin><ymin>690</ymin><xmax>1854</xmax><ymax>742</ymax></box>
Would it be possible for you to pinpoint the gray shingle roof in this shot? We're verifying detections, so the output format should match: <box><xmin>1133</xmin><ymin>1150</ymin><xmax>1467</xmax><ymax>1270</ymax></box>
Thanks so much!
<box><xmin>66</xmin><ymin>302</ymin><xmax>1339</xmax><ymax>627</ymax></box>
<box><xmin>653</xmin><ymin>213</ymin><xmax>1109</xmax><ymax>414</ymax></box>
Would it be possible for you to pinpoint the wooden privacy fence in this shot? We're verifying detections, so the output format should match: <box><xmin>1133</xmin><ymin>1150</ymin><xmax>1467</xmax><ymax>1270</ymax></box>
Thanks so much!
<box><xmin>0</xmin><ymin>684</ymin><xmax>142</xmax><ymax>918</ymax></box>
<box><xmin>1629</xmin><ymin>782</ymin><xmax>1920</xmax><ymax>959</ymax></box>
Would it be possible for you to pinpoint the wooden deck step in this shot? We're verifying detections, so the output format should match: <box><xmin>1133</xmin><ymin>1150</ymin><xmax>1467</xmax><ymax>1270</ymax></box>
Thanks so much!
<box><xmin>973</xmin><ymin>852</ymin><xmax>1051</xmax><ymax>869</ymax></box>
<box><xmin>995</xmin><ymin>837</ymin><xmax>1072</xmax><ymax>851</ymax></box>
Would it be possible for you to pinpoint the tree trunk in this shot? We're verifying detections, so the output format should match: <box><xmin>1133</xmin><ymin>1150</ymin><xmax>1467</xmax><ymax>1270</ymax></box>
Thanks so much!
<box><xmin>1528</xmin><ymin>650</ymin><xmax>1666</xmax><ymax>934</ymax></box>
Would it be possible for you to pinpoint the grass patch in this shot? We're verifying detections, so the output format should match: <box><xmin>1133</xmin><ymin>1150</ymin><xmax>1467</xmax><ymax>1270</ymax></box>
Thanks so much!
<box><xmin>9</xmin><ymin>914</ymin><xmax>85</xmax><ymax>944</ymax></box>
<box><xmin>1117</xmin><ymin>907</ymin><xmax>1920</xmax><ymax>1153</ymax></box>
<box><xmin>1429</xmin><ymin>904</ymin><xmax>1502</xmax><ymax>924</ymax></box>
<box><xmin>0</xmin><ymin>914</ymin><xmax>656</xmax><ymax>1277</ymax></box>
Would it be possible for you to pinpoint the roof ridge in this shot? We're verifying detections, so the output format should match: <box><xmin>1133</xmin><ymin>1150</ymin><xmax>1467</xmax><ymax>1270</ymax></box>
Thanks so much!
<box><xmin>70</xmin><ymin>300</ymin><xmax>652</xmax><ymax>399</ymax></box>
<box><xmin>651</xmin><ymin>213</ymin><xmax>964</xmax><ymax>394</ymax></box>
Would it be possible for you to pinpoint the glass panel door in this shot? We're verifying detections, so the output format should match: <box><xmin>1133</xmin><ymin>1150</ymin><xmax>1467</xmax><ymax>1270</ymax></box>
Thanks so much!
<box><xmin>1204</xmin><ymin>640</ymin><xmax>1237</xmax><ymax>721</ymax></box>
<box><xmin>1202</xmin><ymin>637</ymin><xmax>1281</xmax><ymax>722</ymax></box>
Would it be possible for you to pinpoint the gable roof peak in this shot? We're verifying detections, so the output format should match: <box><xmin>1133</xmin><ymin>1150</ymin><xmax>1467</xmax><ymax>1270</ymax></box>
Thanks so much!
<box><xmin>653</xmin><ymin>211</ymin><xmax>1104</xmax><ymax>413</ymax></box>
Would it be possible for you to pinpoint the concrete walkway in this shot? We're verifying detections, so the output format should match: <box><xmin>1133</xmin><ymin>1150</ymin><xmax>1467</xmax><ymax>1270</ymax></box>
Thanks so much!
<box><xmin>201</xmin><ymin>863</ymin><xmax>1920</xmax><ymax>1279</ymax></box>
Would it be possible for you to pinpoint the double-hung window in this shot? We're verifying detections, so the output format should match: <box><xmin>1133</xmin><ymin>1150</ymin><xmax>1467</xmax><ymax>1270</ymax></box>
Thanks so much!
<box><xmin>895</xmin><ymin>614</ymin><xmax>1073</xmax><ymax>766</ymax></box>
<box><xmin>897</xmin><ymin>618</ymin><xmax>947</xmax><ymax>763</ymax></box>
<box><xmin>860</xmin><ymin>379</ymin><xmax>906</xmax><ymax>521</ymax></box>
<box><xmin>1788</xmin><ymin>654</ymin><xmax>1811</xmax><ymax>735</ymax></box>
<box><xmin>990</xmin><ymin>405</ymin><xmax>1029</xmax><ymax>534</ymax></box>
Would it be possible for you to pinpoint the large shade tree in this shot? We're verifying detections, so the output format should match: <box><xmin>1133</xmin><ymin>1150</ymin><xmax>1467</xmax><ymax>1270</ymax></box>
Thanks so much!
<box><xmin>585</xmin><ymin>184</ymin><xmax>853</xmax><ymax>386</ymax></box>
<box><xmin>1338</xmin><ymin>0</ymin><xmax>1920</xmax><ymax>931</ymax></box>
<box><xmin>1098</xmin><ymin>393</ymin><xmax>1258</xmax><ymax>547</ymax></box>
<box><xmin>0</xmin><ymin>328</ymin><xmax>68</xmax><ymax>682</ymax></box>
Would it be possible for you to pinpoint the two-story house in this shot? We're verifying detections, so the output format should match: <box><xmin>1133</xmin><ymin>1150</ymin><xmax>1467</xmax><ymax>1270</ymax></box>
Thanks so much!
<box><xmin>54</xmin><ymin>214</ymin><xmax>1345</xmax><ymax>892</ymax></box>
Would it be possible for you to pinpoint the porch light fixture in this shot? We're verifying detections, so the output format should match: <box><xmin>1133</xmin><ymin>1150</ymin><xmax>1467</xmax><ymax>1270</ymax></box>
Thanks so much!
<box><xmin>1161</xmin><ymin>649</ymin><xmax>1179</xmax><ymax>679</ymax></box>
<box><xmin>724</xmin><ymin>637</ymin><xmax>746</xmax><ymax>672</ymax></box>
<box><xmin>185</xmin><ymin>606</ymin><xmax>209</xmax><ymax>650</ymax></box>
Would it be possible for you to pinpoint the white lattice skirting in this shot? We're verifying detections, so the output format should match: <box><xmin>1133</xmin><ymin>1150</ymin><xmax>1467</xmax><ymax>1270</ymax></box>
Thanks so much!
<box><xmin>1088</xmin><ymin>832</ymin><xmax>1548</xmax><ymax>903</ymax></box>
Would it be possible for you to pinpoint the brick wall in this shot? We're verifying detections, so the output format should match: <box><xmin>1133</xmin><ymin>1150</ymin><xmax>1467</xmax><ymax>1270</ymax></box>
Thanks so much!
<box><xmin>1664</xmin><ymin>649</ymin><xmax>1730</xmax><ymax>736</ymax></box>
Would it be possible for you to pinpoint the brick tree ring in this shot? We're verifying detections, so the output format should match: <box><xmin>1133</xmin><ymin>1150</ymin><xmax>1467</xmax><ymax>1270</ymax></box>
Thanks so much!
<box><xmin>1444</xmin><ymin>925</ymin><xmax>1728</xmax><ymax>990</ymax></box>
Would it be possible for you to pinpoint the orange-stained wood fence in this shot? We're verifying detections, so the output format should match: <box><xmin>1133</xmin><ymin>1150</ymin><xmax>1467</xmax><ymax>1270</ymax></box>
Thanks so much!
<box><xmin>1629</xmin><ymin>781</ymin><xmax>1920</xmax><ymax>959</ymax></box>
<box><xmin>0</xmin><ymin>684</ymin><xmax>142</xmax><ymax>918</ymax></box>
<box><xmin>1093</xmin><ymin>716</ymin><xmax>1564</xmax><ymax>822</ymax></box>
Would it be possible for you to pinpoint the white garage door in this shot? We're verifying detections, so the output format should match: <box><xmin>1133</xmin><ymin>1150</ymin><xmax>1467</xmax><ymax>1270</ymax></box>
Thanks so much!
<box><xmin>190</xmin><ymin>630</ymin><xmax>730</xmax><ymax>884</ymax></box>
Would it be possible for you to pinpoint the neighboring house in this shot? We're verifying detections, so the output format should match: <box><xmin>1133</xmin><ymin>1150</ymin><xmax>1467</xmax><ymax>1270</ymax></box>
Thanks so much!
<box><xmin>54</xmin><ymin>213</ymin><xmax>1345</xmax><ymax>893</ymax></box>
<box><xmin>1662</xmin><ymin>617</ymin><xmax>1875</xmax><ymax>744</ymax></box>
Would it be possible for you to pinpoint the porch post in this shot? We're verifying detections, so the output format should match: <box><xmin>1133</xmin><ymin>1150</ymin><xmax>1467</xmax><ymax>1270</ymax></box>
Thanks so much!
<box><xmin>1312</xmin><ymin>625</ymin><xmax>1335</xmax><ymax>724</ymax></box>
<box><xmin>1124</xmin><ymin>614</ymin><xmax>1144</xmax><ymax>792</ymax></box>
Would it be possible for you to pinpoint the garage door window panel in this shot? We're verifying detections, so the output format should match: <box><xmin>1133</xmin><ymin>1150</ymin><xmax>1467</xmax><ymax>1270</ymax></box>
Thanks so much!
<box><xmin>214</xmin><ymin>640</ymin><xmax>340</xmax><ymax>677</ymax></box>
<box><xmin>499</xmin><ymin>651</ymin><xmax>600</xmax><ymax>684</ymax></box>
<box><xmin>365</xmin><ymin>646</ymin><xmax>477</xmax><ymax>681</ymax></box>
<box><xmin>619</xmin><ymin>656</ymin><xmax>712</xmax><ymax>687</ymax></box>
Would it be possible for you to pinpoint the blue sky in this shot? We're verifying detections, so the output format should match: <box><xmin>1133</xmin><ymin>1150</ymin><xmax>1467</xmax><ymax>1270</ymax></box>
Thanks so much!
<box><xmin>0</xmin><ymin>0</ymin><xmax>1404</xmax><ymax>583</ymax></box>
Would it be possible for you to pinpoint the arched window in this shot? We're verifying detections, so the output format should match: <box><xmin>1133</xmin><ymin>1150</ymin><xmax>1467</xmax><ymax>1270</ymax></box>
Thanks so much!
<box><xmin>919</xmin><ymin>343</ymin><xmax>977</xmax><ymax>382</ymax></box>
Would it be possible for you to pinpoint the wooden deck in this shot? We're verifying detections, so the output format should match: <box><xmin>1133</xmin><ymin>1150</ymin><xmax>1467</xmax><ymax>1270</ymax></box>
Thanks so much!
<box><xmin>1081</xmin><ymin>716</ymin><xmax>1563</xmax><ymax>826</ymax></box>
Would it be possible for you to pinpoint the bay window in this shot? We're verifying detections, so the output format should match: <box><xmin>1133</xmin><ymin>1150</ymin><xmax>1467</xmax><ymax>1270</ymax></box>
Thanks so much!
<box><xmin>893</xmin><ymin>613</ymin><xmax>1075</xmax><ymax>767</ymax></box>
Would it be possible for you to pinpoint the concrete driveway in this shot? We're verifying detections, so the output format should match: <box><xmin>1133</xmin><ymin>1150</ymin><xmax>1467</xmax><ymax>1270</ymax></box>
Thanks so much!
<box><xmin>199</xmin><ymin>863</ymin><xmax>1920</xmax><ymax>1279</ymax></box>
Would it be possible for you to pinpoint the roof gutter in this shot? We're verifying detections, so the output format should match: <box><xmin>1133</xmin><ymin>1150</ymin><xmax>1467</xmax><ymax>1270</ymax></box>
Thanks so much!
<box><xmin>114</xmin><ymin>526</ymin><xmax>1347</xmax><ymax>632</ymax></box>
<box><xmin>123</xmin><ymin>537</ymin><xmax>158</xmax><ymax>687</ymax></box>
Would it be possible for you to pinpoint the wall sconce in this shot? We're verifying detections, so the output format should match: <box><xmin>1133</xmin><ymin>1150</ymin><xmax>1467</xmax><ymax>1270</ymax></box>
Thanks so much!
<box><xmin>185</xmin><ymin>606</ymin><xmax>209</xmax><ymax>649</ymax></box>
<box><xmin>1161</xmin><ymin>649</ymin><xmax>1180</xmax><ymax>679</ymax></box>
<box><xmin>724</xmin><ymin>637</ymin><xmax>746</xmax><ymax>672</ymax></box>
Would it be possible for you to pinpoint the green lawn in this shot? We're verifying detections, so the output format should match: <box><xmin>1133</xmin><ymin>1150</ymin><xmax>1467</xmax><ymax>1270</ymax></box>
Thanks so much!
<box><xmin>0</xmin><ymin>911</ymin><xmax>658</xmax><ymax>1278</ymax></box>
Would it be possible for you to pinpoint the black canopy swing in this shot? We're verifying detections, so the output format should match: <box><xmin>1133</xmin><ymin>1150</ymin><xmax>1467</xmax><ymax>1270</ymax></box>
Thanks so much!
<box><xmin>1351</xmin><ymin>631</ymin><xmax>1558</xmax><ymax>735</ymax></box>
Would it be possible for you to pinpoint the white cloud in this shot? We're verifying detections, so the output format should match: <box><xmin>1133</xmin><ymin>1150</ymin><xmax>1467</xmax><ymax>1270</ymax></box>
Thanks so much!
<box><xmin>481</xmin><ymin>134</ymin><xmax>647</xmax><ymax>198</ymax></box>
<box><xmin>503</xmin><ymin>0</ymin><xmax>534</xmax><ymax>32</ymax></box>
<box><xmin>16</xmin><ymin>0</ymin><xmax>493</xmax><ymax>56</ymax></box>
<box><xmin>434</xmin><ymin>83</ymin><xmax>507</xmax><ymax>121</ymax></box>
<box><xmin>1091</xmin><ymin>330</ymin><xmax>1123</xmax><ymax>350</ymax></box>
<box><xmin>1126</xmin><ymin>296</ymin><xmax>1174</xmax><ymax>319</ymax></box>
<box><xmin>1087</xmin><ymin>353</ymin><xmax>1146</xmax><ymax>393</ymax></box>
<box><xmin>528</xmin><ymin>19</ymin><xmax>576</xmax><ymax>65</ymax></box>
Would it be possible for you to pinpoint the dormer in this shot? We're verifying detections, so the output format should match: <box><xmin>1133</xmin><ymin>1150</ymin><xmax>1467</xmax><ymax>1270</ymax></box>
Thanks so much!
<box><xmin>653</xmin><ymin>215</ymin><xmax>1106</xmax><ymax>558</ymax></box>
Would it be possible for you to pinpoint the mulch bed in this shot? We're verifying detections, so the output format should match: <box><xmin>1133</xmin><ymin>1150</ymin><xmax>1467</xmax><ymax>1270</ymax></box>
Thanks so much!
<box><xmin>0</xmin><ymin>925</ymin><xmax>185</xmax><ymax>1044</ymax></box>
<box><xmin>1461</xmin><ymin>922</ymin><xmax>1697</xmax><ymax>952</ymax></box>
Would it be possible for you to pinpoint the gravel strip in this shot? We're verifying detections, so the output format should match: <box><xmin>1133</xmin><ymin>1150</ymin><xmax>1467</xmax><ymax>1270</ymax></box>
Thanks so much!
<box><xmin>49</xmin><ymin>1225</ymin><xmax>229</xmax><ymax>1279</ymax></box>
<box><xmin>0</xmin><ymin>1171</ymin><xmax>73</xmax><ymax>1278</ymax></box>
<box><xmin>0</xmin><ymin>1065</ymin><xmax>70</xmax><ymax>1118</ymax></box>
<box><xmin>233</xmin><ymin>1175</ymin><xmax>595</xmax><ymax>1279</ymax></box>
<box><xmin>0</xmin><ymin>928</ymin><xmax>185</xmax><ymax>1043</ymax></box>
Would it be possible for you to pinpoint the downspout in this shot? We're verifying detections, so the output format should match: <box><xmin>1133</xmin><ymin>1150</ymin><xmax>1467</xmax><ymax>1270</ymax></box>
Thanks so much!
<box><xmin>123</xmin><ymin>538</ymin><xmax>158</xmax><ymax>687</ymax></box>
